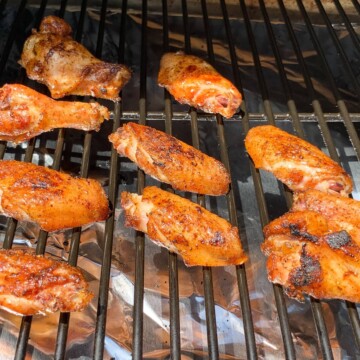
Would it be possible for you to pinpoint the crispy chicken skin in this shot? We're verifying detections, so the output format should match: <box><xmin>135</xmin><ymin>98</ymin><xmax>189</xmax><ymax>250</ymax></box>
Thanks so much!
<box><xmin>109</xmin><ymin>123</ymin><xmax>231</xmax><ymax>195</ymax></box>
<box><xmin>158</xmin><ymin>52</ymin><xmax>242</xmax><ymax>118</ymax></box>
<box><xmin>245</xmin><ymin>125</ymin><xmax>352</xmax><ymax>196</ymax></box>
<box><xmin>0</xmin><ymin>83</ymin><xmax>109</xmax><ymax>144</ymax></box>
<box><xmin>262</xmin><ymin>211</ymin><xmax>360</xmax><ymax>302</ymax></box>
<box><xmin>292</xmin><ymin>190</ymin><xmax>360</xmax><ymax>246</ymax></box>
<box><xmin>0</xmin><ymin>249</ymin><xmax>93</xmax><ymax>315</ymax></box>
<box><xmin>0</xmin><ymin>160</ymin><xmax>109</xmax><ymax>232</ymax></box>
<box><xmin>20</xmin><ymin>15</ymin><xmax>132</xmax><ymax>101</ymax></box>
<box><xmin>121</xmin><ymin>186</ymin><xmax>247</xmax><ymax>267</ymax></box>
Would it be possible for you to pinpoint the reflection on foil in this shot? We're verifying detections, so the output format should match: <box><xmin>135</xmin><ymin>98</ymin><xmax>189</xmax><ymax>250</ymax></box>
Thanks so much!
<box><xmin>0</xmin><ymin>3</ymin><xmax>359</xmax><ymax>360</ymax></box>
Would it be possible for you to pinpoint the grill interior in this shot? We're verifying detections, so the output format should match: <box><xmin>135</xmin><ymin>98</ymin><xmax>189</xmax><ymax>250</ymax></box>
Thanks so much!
<box><xmin>0</xmin><ymin>0</ymin><xmax>360</xmax><ymax>359</ymax></box>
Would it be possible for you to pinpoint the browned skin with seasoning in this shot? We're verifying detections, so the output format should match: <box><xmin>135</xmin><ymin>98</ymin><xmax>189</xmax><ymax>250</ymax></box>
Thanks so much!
<box><xmin>158</xmin><ymin>52</ymin><xmax>242</xmax><ymax>118</ymax></box>
<box><xmin>262</xmin><ymin>210</ymin><xmax>360</xmax><ymax>302</ymax></box>
<box><xmin>20</xmin><ymin>15</ymin><xmax>132</xmax><ymax>101</ymax></box>
<box><xmin>0</xmin><ymin>249</ymin><xmax>93</xmax><ymax>315</ymax></box>
<box><xmin>0</xmin><ymin>84</ymin><xmax>109</xmax><ymax>144</ymax></box>
<box><xmin>121</xmin><ymin>186</ymin><xmax>247</xmax><ymax>267</ymax></box>
<box><xmin>109</xmin><ymin>123</ymin><xmax>230</xmax><ymax>195</ymax></box>
<box><xmin>0</xmin><ymin>160</ymin><xmax>109</xmax><ymax>232</ymax></box>
<box><xmin>245</xmin><ymin>125</ymin><xmax>352</xmax><ymax>196</ymax></box>
<box><xmin>292</xmin><ymin>190</ymin><xmax>360</xmax><ymax>246</ymax></box>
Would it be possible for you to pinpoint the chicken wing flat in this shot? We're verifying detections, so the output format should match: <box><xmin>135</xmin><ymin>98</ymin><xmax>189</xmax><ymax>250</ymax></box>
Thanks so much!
<box><xmin>20</xmin><ymin>15</ymin><xmax>131</xmax><ymax>101</ymax></box>
<box><xmin>0</xmin><ymin>249</ymin><xmax>93</xmax><ymax>315</ymax></box>
<box><xmin>0</xmin><ymin>84</ymin><xmax>109</xmax><ymax>144</ymax></box>
<box><xmin>262</xmin><ymin>211</ymin><xmax>360</xmax><ymax>302</ymax></box>
<box><xmin>121</xmin><ymin>186</ymin><xmax>247</xmax><ymax>266</ymax></box>
<box><xmin>0</xmin><ymin>160</ymin><xmax>109</xmax><ymax>232</ymax></box>
<box><xmin>292</xmin><ymin>189</ymin><xmax>360</xmax><ymax>246</ymax></box>
<box><xmin>158</xmin><ymin>52</ymin><xmax>242</xmax><ymax>118</ymax></box>
<box><xmin>109</xmin><ymin>123</ymin><xmax>230</xmax><ymax>195</ymax></box>
<box><xmin>245</xmin><ymin>125</ymin><xmax>352</xmax><ymax>196</ymax></box>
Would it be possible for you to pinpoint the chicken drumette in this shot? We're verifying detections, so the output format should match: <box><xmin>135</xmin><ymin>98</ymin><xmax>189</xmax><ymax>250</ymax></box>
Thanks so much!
<box><xmin>0</xmin><ymin>83</ymin><xmax>109</xmax><ymax>143</ymax></box>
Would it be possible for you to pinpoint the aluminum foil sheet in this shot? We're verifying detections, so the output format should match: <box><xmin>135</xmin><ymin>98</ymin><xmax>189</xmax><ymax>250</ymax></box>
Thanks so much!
<box><xmin>0</xmin><ymin>3</ymin><xmax>360</xmax><ymax>359</ymax></box>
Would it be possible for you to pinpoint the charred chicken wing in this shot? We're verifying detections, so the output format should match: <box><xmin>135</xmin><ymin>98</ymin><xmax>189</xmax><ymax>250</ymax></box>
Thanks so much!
<box><xmin>121</xmin><ymin>186</ymin><xmax>247</xmax><ymax>266</ymax></box>
<box><xmin>0</xmin><ymin>160</ymin><xmax>109</xmax><ymax>232</ymax></box>
<box><xmin>20</xmin><ymin>15</ymin><xmax>131</xmax><ymax>101</ymax></box>
<box><xmin>292</xmin><ymin>189</ymin><xmax>360</xmax><ymax>246</ymax></box>
<box><xmin>245</xmin><ymin>125</ymin><xmax>352</xmax><ymax>196</ymax></box>
<box><xmin>262</xmin><ymin>210</ymin><xmax>360</xmax><ymax>302</ymax></box>
<box><xmin>0</xmin><ymin>249</ymin><xmax>93</xmax><ymax>315</ymax></box>
<box><xmin>109</xmin><ymin>122</ymin><xmax>230</xmax><ymax>195</ymax></box>
<box><xmin>158</xmin><ymin>52</ymin><xmax>242</xmax><ymax>118</ymax></box>
<box><xmin>0</xmin><ymin>83</ymin><xmax>109</xmax><ymax>143</ymax></box>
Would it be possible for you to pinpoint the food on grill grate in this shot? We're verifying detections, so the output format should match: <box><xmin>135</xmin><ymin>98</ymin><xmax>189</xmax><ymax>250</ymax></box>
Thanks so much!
<box><xmin>262</xmin><ymin>209</ymin><xmax>360</xmax><ymax>302</ymax></box>
<box><xmin>0</xmin><ymin>160</ymin><xmax>109</xmax><ymax>232</ymax></box>
<box><xmin>19</xmin><ymin>15</ymin><xmax>132</xmax><ymax>101</ymax></box>
<box><xmin>245</xmin><ymin>125</ymin><xmax>353</xmax><ymax>196</ymax></box>
<box><xmin>158</xmin><ymin>52</ymin><xmax>242</xmax><ymax>118</ymax></box>
<box><xmin>121</xmin><ymin>186</ymin><xmax>247</xmax><ymax>266</ymax></box>
<box><xmin>0</xmin><ymin>83</ymin><xmax>109</xmax><ymax>144</ymax></box>
<box><xmin>292</xmin><ymin>190</ymin><xmax>360</xmax><ymax>246</ymax></box>
<box><xmin>0</xmin><ymin>249</ymin><xmax>93</xmax><ymax>315</ymax></box>
<box><xmin>109</xmin><ymin>122</ymin><xmax>231</xmax><ymax>195</ymax></box>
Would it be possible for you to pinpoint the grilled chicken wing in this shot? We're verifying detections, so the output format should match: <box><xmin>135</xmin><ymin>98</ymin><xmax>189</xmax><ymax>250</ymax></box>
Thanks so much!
<box><xmin>121</xmin><ymin>186</ymin><xmax>247</xmax><ymax>266</ymax></box>
<box><xmin>0</xmin><ymin>249</ymin><xmax>93</xmax><ymax>315</ymax></box>
<box><xmin>0</xmin><ymin>83</ymin><xmax>109</xmax><ymax>144</ymax></box>
<box><xmin>292</xmin><ymin>189</ymin><xmax>360</xmax><ymax>246</ymax></box>
<box><xmin>245</xmin><ymin>125</ymin><xmax>352</xmax><ymax>196</ymax></box>
<box><xmin>109</xmin><ymin>123</ymin><xmax>230</xmax><ymax>195</ymax></box>
<box><xmin>0</xmin><ymin>160</ymin><xmax>109</xmax><ymax>232</ymax></box>
<box><xmin>20</xmin><ymin>15</ymin><xmax>131</xmax><ymax>101</ymax></box>
<box><xmin>158</xmin><ymin>52</ymin><xmax>242</xmax><ymax>118</ymax></box>
<box><xmin>262</xmin><ymin>210</ymin><xmax>360</xmax><ymax>302</ymax></box>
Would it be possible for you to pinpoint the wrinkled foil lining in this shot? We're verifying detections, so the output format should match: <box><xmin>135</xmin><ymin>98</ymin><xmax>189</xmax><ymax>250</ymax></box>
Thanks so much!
<box><xmin>0</xmin><ymin>3</ymin><xmax>359</xmax><ymax>359</ymax></box>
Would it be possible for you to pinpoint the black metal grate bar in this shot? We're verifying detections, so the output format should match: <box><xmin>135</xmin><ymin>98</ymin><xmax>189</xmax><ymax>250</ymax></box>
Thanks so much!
<box><xmin>238</xmin><ymin>0</ymin><xmax>275</xmax><ymax>126</ymax></box>
<box><xmin>132</xmin><ymin>1</ymin><xmax>148</xmax><ymax>359</ymax></box>
<box><xmin>201</xmin><ymin>1</ymin><xmax>257</xmax><ymax>359</ymax></box>
<box><xmin>161</xmin><ymin>1</ymin><xmax>181</xmax><ymax>359</ymax></box>
<box><xmin>0</xmin><ymin>0</ymin><xmax>27</xmax><ymax>76</ymax></box>
<box><xmin>278</xmin><ymin>0</ymin><xmax>360</xmax><ymax>173</ymax></box>
<box><xmin>258</xmin><ymin>0</ymin><xmax>305</xmax><ymax>138</ymax></box>
<box><xmin>236</xmin><ymin>1</ymin><xmax>298</xmax><ymax>358</ymax></box>
<box><xmin>351</xmin><ymin>0</ymin><xmax>360</xmax><ymax>15</ymax></box>
<box><xmin>313</xmin><ymin>0</ymin><xmax>360</xmax><ymax>96</ymax></box>
<box><xmin>220</xmin><ymin>0</ymin><xmax>257</xmax><ymax>359</ymax></box>
<box><xmin>93</xmin><ymin>0</ymin><xmax>128</xmax><ymax>357</ymax></box>
<box><xmin>333</xmin><ymin>0</ymin><xmax>360</xmax><ymax>54</ymax></box>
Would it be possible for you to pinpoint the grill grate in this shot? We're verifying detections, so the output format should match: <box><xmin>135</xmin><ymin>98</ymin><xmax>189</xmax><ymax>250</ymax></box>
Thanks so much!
<box><xmin>0</xmin><ymin>0</ymin><xmax>359</xmax><ymax>359</ymax></box>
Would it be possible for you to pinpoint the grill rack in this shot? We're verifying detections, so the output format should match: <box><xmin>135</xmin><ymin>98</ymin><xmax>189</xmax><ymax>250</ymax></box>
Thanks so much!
<box><xmin>0</xmin><ymin>0</ymin><xmax>359</xmax><ymax>359</ymax></box>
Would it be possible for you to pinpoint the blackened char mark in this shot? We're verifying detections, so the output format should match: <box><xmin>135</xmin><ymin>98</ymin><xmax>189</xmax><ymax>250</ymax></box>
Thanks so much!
<box><xmin>325</xmin><ymin>230</ymin><xmax>351</xmax><ymax>249</ymax></box>
<box><xmin>289</xmin><ymin>224</ymin><xmax>319</xmax><ymax>243</ymax></box>
<box><xmin>290</xmin><ymin>244</ymin><xmax>322</xmax><ymax>287</ymax></box>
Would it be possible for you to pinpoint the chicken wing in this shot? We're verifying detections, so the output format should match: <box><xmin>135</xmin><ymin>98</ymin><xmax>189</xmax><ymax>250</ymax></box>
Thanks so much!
<box><xmin>158</xmin><ymin>52</ymin><xmax>242</xmax><ymax>118</ymax></box>
<box><xmin>262</xmin><ymin>210</ymin><xmax>360</xmax><ymax>302</ymax></box>
<box><xmin>109</xmin><ymin>122</ymin><xmax>230</xmax><ymax>195</ymax></box>
<box><xmin>0</xmin><ymin>249</ymin><xmax>93</xmax><ymax>315</ymax></box>
<box><xmin>121</xmin><ymin>186</ymin><xmax>247</xmax><ymax>266</ymax></box>
<box><xmin>292</xmin><ymin>189</ymin><xmax>360</xmax><ymax>246</ymax></box>
<box><xmin>0</xmin><ymin>83</ymin><xmax>109</xmax><ymax>144</ymax></box>
<box><xmin>20</xmin><ymin>15</ymin><xmax>132</xmax><ymax>101</ymax></box>
<box><xmin>245</xmin><ymin>125</ymin><xmax>352</xmax><ymax>196</ymax></box>
<box><xmin>0</xmin><ymin>160</ymin><xmax>109</xmax><ymax>232</ymax></box>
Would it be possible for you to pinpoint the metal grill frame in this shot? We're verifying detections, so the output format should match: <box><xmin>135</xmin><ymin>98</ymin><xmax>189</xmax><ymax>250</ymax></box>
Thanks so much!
<box><xmin>0</xmin><ymin>1</ymin><xmax>359</xmax><ymax>359</ymax></box>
